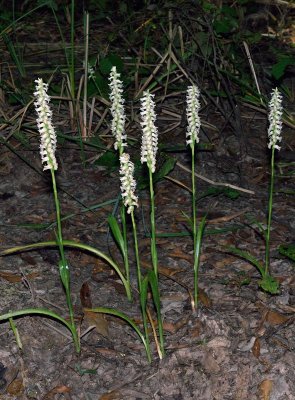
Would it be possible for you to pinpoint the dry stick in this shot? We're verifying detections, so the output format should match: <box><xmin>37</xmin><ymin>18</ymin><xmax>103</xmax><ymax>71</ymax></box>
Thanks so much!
<box><xmin>83</xmin><ymin>11</ymin><xmax>90</xmax><ymax>139</ymax></box>
<box><xmin>243</xmin><ymin>41</ymin><xmax>263</xmax><ymax>104</ymax></box>
<box><xmin>161</xmin><ymin>121</ymin><xmax>180</xmax><ymax>135</ymax></box>
<box><xmin>146</xmin><ymin>307</ymin><xmax>162</xmax><ymax>360</ymax></box>
<box><xmin>178</xmin><ymin>25</ymin><xmax>184</xmax><ymax>59</ymax></box>
<box><xmin>65</xmin><ymin>74</ymin><xmax>75</xmax><ymax>130</ymax></box>
<box><xmin>76</xmin><ymin>75</ymin><xmax>84</xmax><ymax>136</ymax></box>
<box><xmin>88</xmin><ymin>97</ymin><xmax>95</xmax><ymax>136</ymax></box>
<box><xmin>163</xmin><ymin>9</ymin><xmax>175</xmax><ymax>98</ymax></box>
<box><xmin>134</xmin><ymin>51</ymin><xmax>170</xmax><ymax>99</ymax></box>
<box><xmin>107</xmin><ymin>17</ymin><xmax>141</xmax><ymax>57</ymax></box>
<box><xmin>93</xmin><ymin>107</ymin><xmax>108</xmax><ymax>134</ymax></box>
<box><xmin>176</xmin><ymin>161</ymin><xmax>255</xmax><ymax>195</ymax></box>
<box><xmin>242</xmin><ymin>102</ymin><xmax>295</xmax><ymax>130</ymax></box>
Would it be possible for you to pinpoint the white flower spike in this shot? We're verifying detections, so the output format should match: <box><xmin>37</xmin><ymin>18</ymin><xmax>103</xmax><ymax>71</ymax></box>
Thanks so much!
<box><xmin>119</xmin><ymin>153</ymin><xmax>138</xmax><ymax>214</ymax></box>
<box><xmin>109</xmin><ymin>66</ymin><xmax>127</xmax><ymax>152</ymax></box>
<box><xmin>34</xmin><ymin>78</ymin><xmax>58</xmax><ymax>171</ymax></box>
<box><xmin>140</xmin><ymin>91</ymin><xmax>158</xmax><ymax>173</ymax></box>
<box><xmin>186</xmin><ymin>85</ymin><xmax>201</xmax><ymax>147</ymax></box>
<box><xmin>268</xmin><ymin>88</ymin><xmax>283</xmax><ymax>151</ymax></box>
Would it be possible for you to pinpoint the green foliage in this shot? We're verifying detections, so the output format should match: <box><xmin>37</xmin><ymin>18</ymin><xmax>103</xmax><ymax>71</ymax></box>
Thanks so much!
<box><xmin>197</xmin><ymin>187</ymin><xmax>240</xmax><ymax>201</ymax></box>
<box><xmin>93</xmin><ymin>150</ymin><xmax>119</xmax><ymax>170</ymax></box>
<box><xmin>108</xmin><ymin>214</ymin><xmax>126</xmax><ymax>260</ymax></box>
<box><xmin>84</xmin><ymin>307</ymin><xmax>150</xmax><ymax>359</ymax></box>
<box><xmin>272</xmin><ymin>55</ymin><xmax>295</xmax><ymax>80</ymax></box>
<box><xmin>213</xmin><ymin>6</ymin><xmax>239</xmax><ymax>35</ymax></box>
<box><xmin>88</xmin><ymin>54</ymin><xmax>124</xmax><ymax>98</ymax></box>
<box><xmin>137</xmin><ymin>154</ymin><xmax>176</xmax><ymax>189</ymax></box>
<box><xmin>279</xmin><ymin>243</ymin><xmax>295</xmax><ymax>263</ymax></box>
<box><xmin>225</xmin><ymin>246</ymin><xmax>279</xmax><ymax>294</ymax></box>
<box><xmin>141</xmin><ymin>270</ymin><xmax>164</xmax><ymax>359</ymax></box>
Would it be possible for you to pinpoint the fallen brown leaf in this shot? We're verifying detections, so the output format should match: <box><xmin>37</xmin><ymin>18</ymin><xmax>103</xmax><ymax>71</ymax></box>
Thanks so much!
<box><xmin>100</xmin><ymin>390</ymin><xmax>122</xmax><ymax>400</ymax></box>
<box><xmin>42</xmin><ymin>385</ymin><xmax>71</xmax><ymax>400</ymax></box>
<box><xmin>252</xmin><ymin>337</ymin><xmax>261</xmax><ymax>358</ymax></box>
<box><xmin>163</xmin><ymin>316</ymin><xmax>190</xmax><ymax>334</ymax></box>
<box><xmin>83</xmin><ymin>310</ymin><xmax>109</xmax><ymax>337</ymax></box>
<box><xmin>215</xmin><ymin>256</ymin><xmax>236</xmax><ymax>269</ymax></box>
<box><xmin>258</xmin><ymin>379</ymin><xmax>273</xmax><ymax>400</ymax></box>
<box><xmin>198</xmin><ymin>288</ymin><xmax>212</xmax><ymax>307</ymax></box>
<box><xmin>265</xmin><ymin>310</ymin><xmax>290</xmax><ymax>325</ymax></box>
<box><xmin>0</xmin><ymin>271</ymin><xmax>39</xmax><ymax>283</ymax></box>
<box><xmin>6</xmin><ymin>379</ymin><xmax>24</xmax><ymax>396</ymax></box>
<box><xmin>140</xmin><ymin>260</ymin><xmax>183</xmax><ymax>276</ymax></box>
<box><xmin>80</xmin><ymin>281</ymin><xmax>92</xmax><ymax>308</ymax></box>
<box><xmin>168</xmin><ymin>248</ymin><xmax>192</xmax><ymax>263</ymax></box>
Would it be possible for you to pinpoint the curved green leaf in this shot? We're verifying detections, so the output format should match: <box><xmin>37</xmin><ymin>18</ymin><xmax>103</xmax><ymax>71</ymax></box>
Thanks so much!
<box><xmin>84</xmin><ymin>307</ymin><xmax>150</xmax><ymax>358</ymax></box>
<box><xmin>0</xmin><ymin>240</ymin><xmax>128</xmax><ymax>295</ymax></box>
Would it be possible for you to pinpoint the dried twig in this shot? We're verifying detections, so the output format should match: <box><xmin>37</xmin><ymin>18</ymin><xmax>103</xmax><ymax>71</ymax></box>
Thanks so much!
<box><xmin>176</xmin><ymin>161</ymin><xmax>255</xmax><ymax>194</ymax></box>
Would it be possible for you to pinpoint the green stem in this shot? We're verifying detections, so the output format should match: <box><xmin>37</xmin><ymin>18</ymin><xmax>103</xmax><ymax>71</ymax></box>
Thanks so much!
<box><xmin>50</xmin><ymin>169</ymin><xmax>79</xmax><ymax>352</ymax></box>
<box><xmin>121</xmin><ymin>202</ymin><xmax>131</xmax><ymax>300</ymax></box>
<box><xmin>70</xmin><ymin>0</ymin><xmax>75</xmax><ymax>98</ymax></box>
<box><xmin>131</xmin><ymin>212</ymin><xmax>142</xmax><ymax>292</ymax></box>
<box><xmin>131</xmin><ymin>212</ymin><xmax>151</xmax><ymax>361</ymax></box>
<box><xmin>118</xmin><ymin>147</ymin><xmax>131</xmax><ymax>300</ymax></box>
<box><xmin>149</xmin><ymin>168</ymin><xmax>158</xmax><ymax>278</ymax></box>
<box><xmin>265</xmin><ymin>146</ymin><xmax>275</xmax><ymax>276</ymax></box>
<box><xmin>191</xmin><ymin>144</ymin><xmax>198</xmax><ymax>307</ymax></box>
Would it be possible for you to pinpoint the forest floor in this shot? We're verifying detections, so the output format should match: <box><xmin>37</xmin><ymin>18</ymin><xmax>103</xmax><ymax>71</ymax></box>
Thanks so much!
<box><xmin>0</xmin><ymin>103</ymin><xmax>294</xmax><ymax>399</ymax></box>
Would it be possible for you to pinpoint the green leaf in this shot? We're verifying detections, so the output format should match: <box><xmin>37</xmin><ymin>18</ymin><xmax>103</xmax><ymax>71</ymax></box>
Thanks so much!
<box><xmin>272</xmin><ymin>56</ymin><xmax>295</xmax><ymax>80</ymax></box>
<box><xmin>108</xmin><ymin>214</ymin><xmax>126</xmax><ymax>259</ymax></box>
<box><xmin>153</xmin><ymin>155</ymin><xmax>176</xmax><ymax>183</ymax></box>
<box><xmin>225</xmin><ymin>246</ymin><xmax>279</xmax><ymax>294</ymax></box>
<box><xmin>181</xmin><ymin>211</ymin><xmax>193</xmax><ymax>232</ymax></box>
<box><xmin>259</xmin><ymin>275</ymin><xmax>279</xmax><ymax>294</ymax></box>
<box><xmin>224</xmin><ymin>187</ymin><xmax>240</xmax><ymax>200</ymax></box>
<box><xmin>93</xmin><ymin>150</ymin><xmax>119</xmax><ymax>169</ymax></box>
<box><xmin>147</xmin><ymin>270</ymin><xmax>164</xmax><ymax>357</ymax></box>
<box><xmin>84</xmin><ymin>307</ymin><xmax>149</xmax><ymax>358</ymax></box>
<box><xmin>0</xmin><ymin>240</ymin><xmax>129</xmax><ymax>297</ymax></box>
<box><xmin>59</xmin><ymin>259</ymin><xmax>70</xmax><ymax>292</ymax></box>
<box><xmin>140</xmin><ymin>275</ymin><xmax>149</xmax><ymax>312</ymax></box>
<box><xmin>0</xmin><ymin>308</ymin><xmax>73</xmax><ymax>332</ymax></box>
<box><xmin>225</xmin><ymin>246</ymin><xmax>265</xmax><ymax>276</ymax></box>
<box><xmin>99</xmin><ymin>54</ymin><xmax>124</xmax><ymax>75</ymax></box>
<box><xmin>279</xmin><ymin>243</ymin><xmax>295</xmax><ymax>262</ymax></box>
<box><xmin>88</xmin><ymin>71</ymin><xmax>109</xmax><ymax>98</ymax></box>
<box><xmin>195</xmin><ymin>215</ymin><xmax>207</xmax><ymax>266</ymax></box>
<box><xmin>196</xmin><ymin>186</ymin><xmax>240</xmax><ymax>201</ymax></box>
<box><xmin>9</xmin><ymin>317</ymin><xmax>22</xmax><ymax>349</ymax></box>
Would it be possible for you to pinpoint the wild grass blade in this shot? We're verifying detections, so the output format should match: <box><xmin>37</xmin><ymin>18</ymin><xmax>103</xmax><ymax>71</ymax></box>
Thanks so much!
<box><xmin>0</xmin><ymin>240</ymin><xmax>129</xmax><ymax>297</ymax></box>
<box><xmin>193</xmin><ymin>215</ymin><xmax>207</xmax><ymax>309</ymax></box>
<box><xmin>84</xmin><ymin>307</ymin><xmax>150</xmax><ymax>360</ymax></box>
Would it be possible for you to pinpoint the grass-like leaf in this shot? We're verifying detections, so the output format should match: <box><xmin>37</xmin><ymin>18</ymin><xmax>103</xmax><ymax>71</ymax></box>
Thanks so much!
<box><xmin>108</xmin><ymin>214</ymin><xmax>126</xmax><ymax>259</ymax></box>
<box><xmin>84</xmin><ymin>307</ymin><xmax>150</xmax><ymax>359</ymax></box>
<box><xmin>225</xmin><ymin>246</ymin><xmax>279</xmax><ymax>294</ymax></box>
<box><xmin>0</xmin><ymin>240</ymin><xmax>129</xmax><ymax>296</ymax></box>
<box><xmin>0</xmin><ymin>308</ymin><xmax>73</xmax><ymax>333</ymax></box>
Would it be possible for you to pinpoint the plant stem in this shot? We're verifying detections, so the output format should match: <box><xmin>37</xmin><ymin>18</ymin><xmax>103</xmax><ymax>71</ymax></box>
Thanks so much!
<box><xmin>131</xmin><ymin>212</ymin><xmax>142</xmax><ymax>292</ymax></box>
<box><xmin>265</xmin><ymin>146</ymin><xmax>275</xmax><ymax>276</ymax></box>
<box><xmin>149</xmin><ymin>168</ymin><xmax>158</xmax><ymax>278</ymax></box>
<box><xmin>119</xmin><ymin>147</ymin><xmax>131</xmax><ymax>301</ymax></box>
<box><xmin>191</xmin><ymin>144</ymin><xmax>198</xmax><ymax>308</ymax></box>
<box><xmin>70</xmin><ymin>0</ymin><xmax>75</xmax><ymax>99</ymax></box>
<box><xmin>50</xmin><ymin>169</ymin><xmax>79</xmax><ymax>352</ymax></box>
<box><xmin>131</xmin><ymin>212</ymin><xmax>151</xmax><ymax>361</ymax></box>
<box><xmin>121</xmin><ymin>204</ymin><xmax>131</xmax><ymax>301</ymax></box>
